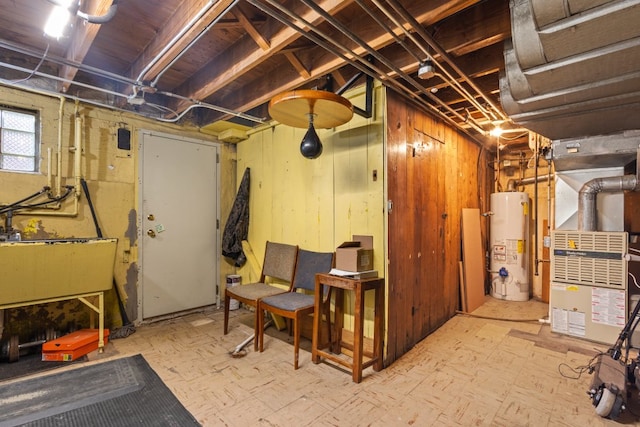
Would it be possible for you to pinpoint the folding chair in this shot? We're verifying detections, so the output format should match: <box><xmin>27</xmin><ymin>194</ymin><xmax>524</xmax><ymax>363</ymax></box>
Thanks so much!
<box><xmin>224</xmin><ymin>241</ymin><xmax>298</xmax><ymax>351</ymax></box>
<box><xmin>257</xmin><ymin>248</ymin><xmax>334</xmax><ymax>368</ymax></box>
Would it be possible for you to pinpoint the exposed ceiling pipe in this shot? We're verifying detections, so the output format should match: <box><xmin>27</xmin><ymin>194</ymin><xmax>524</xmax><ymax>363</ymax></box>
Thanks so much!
<box><xmin>77</xmin><ymin>0</ymin><xmax>119</xmax><ymax>24</ymax></box>
<box><xmin>382</xmin><ymin>0</ymin><xmax>509</xmax><ymax>123</ymax></box>
<box><xmin>248</xmin><ymin>0</ymin><xmax>454</xmax><ymax>122</ymax></box>
<box><xmin>0</xmin><ymin>68</ymin><xmax>265</xmax><ymax>125</ymax></box>
<box><xmin>0</xmin><ymin>38</ymin><xmax>139</xmax><ymax>87</ymax></box>
<box><xmin>0</xmin><ymin>44</ymin><xmax>265</xmax><ymax>124</ymax></box>
<box><xmin>251</xmin><ymin>0</ymin><xmax>486</xmax><ymax>139</ymax></box>
<box><xmin>153</xmin><ymin>90</ymin><xmax>266</xmax><ymax>124</ymax></box>
<box><xmin>369</xmin><ymin>0</ymin><xmax>496</xmax><ymax>124</ymax></box>
<box><xmin>0</xmin><ymin>59</ymin><xmax>128</xmax><ymax>100</ymax></box>
<box><xmin>296</xmin><ymin>0</ymin><xmax>487</xmax><ymax>134</ymax></box>
<box><xmin>506</xmin><ymin>174</ymin><xmax>550</xmax><ymax>192</ymax></box>
<box><xmin>135</xmin><ymin>0</ymin><xmax>219</xmax><ymax>86</ymax></box>
<box><xmin>150</xmin><ymin>0</ymin><xmax>241</xmax><ymax>89</ymax></box>
<box><xmin>578</xmin><ymin>175</ymin><xmax>639</xmax><ymax>231</ymax></box>
<box><xmin>352</xmin><ymin>0</ymin><xmax>422</xmax><ymax>64</ymax></box>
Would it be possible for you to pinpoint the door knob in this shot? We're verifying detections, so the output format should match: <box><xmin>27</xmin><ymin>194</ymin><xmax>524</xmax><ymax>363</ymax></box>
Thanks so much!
<box><xmin>147</xmin><ymin>229</ymin><xmax>156</xmax><ymax>238</ymax></box>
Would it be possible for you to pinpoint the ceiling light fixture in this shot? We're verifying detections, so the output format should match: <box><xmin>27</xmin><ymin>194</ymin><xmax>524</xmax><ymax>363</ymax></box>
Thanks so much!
<box><xmin>268</xmin><ymin>89</ymin><xmax>353</xmax><ymax>159</ymax></box>
<box><xmin>44</xmin><ymin>0</ymin><xmax>75</xmax><ymax>39</ymax></box>
<box><xmin>489</xmin><ymin>126</ymin><xmax>503</xmax><ymax>138</ymax></box>
<box><xmin>43</xmin><ymin>0</ymin><xmax>119</xmax><ymax>40</ymax></box>
<box><xmin>417</xmin><ymin>60</ymin><xmax>436</xmax><ymax>80</ymax></box>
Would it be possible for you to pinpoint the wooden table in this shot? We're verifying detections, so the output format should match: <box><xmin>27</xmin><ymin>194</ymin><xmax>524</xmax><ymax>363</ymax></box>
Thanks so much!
<box><xmin>311</xmin><ymin>273</ymin><xmax>385</xmax><ymax>383</ymax></box>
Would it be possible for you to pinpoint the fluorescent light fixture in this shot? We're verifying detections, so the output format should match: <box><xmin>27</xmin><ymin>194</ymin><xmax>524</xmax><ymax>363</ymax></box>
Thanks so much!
<box><xmin>44</xmin><ymin>0</ymin><xmax>74</xmax><ymax>39</ymax></box>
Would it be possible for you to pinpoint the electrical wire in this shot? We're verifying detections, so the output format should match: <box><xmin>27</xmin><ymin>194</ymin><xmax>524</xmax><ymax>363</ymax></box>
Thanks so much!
<box><xmin>9</xmin><ymin>43</ymin><xmax>50</xmax><ymax>84</ymax></box>
<box><xmin>145</xmin><ymin>102</ymin><xmax>179</xmax><ymax>118</ymax></box>
<box><xmin>631</xmin><ymin>272</ymin><xmax>640</xmax><ymax>290</ymax></box>
<box><xmin>499</xmin><ymin>131</ymin><xmax>529</xmax><ymax>141</ymax></box>
<box><xmin>557</xmin><ymin>351</ymin><xmax>604</xmax><ymax>380</ymax></box>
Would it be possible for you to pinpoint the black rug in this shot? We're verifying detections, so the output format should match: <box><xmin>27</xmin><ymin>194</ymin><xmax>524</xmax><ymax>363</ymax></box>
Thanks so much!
<box><xmin>0</xmin><ymin>353</ymin><xmax>87</xmax><ymax>383</ymax></box>
<box><xmin>0</xmin><ymin>354</ymin><xmax>200</xmax><ymax>427</ymax></box>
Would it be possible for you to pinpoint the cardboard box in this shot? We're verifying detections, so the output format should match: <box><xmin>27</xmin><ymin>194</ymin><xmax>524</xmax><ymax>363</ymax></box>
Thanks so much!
<box><xmin>335</xmin><ymin>235</ymin><xmax>373</xmax><ymax>272</ymax></box>
<box><xmin>42</xmin><ymin>329</ymin><xmax>110</xmax><ymax>362</ymax></box>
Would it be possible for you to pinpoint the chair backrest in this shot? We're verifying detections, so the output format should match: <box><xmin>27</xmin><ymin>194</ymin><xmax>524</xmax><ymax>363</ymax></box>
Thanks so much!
<box><xmin>261</xmin><ymin>241</ymin><xmax>298</xmax><ymax>283</ymax></box>
<box><xmin>292</xmin><ymin>249</ymin><xmax>334</xmax><ymax>292</ymax></box>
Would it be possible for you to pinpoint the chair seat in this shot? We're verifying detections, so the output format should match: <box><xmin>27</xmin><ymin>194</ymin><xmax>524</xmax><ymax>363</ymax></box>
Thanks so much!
<box><xmin>228</xmin><ymin>283</ymin><xmax>287</xmax><ymax>301</ymax></box>
<box><xmin>261</xmin><ymin>292</ymin><xmax>314</xmax><ymax>312</ymax></box>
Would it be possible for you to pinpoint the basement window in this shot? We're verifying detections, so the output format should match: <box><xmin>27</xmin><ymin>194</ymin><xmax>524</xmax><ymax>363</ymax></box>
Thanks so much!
<box><xmin>0</xmin><ymin>107</ymin><xmax>39</xmax><ymax>172</ymax></box>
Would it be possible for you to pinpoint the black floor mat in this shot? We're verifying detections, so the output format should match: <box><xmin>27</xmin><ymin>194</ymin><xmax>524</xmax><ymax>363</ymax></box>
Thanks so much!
<box><xmin>0</xmin><ymin>352</ymin><xmax>87</xmax><ymax>383</ymax></box>
<box><xmin>0</xmin><ymin>354</ymin><xmax>200</xmax><ymax>427</ymax></box>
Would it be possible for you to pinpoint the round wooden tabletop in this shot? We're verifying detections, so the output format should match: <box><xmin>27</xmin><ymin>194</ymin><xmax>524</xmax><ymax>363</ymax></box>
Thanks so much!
<box><xmin>268</xmin><ymin>89</ymin><xmax>353</xmax><ymax>129</ymax></box>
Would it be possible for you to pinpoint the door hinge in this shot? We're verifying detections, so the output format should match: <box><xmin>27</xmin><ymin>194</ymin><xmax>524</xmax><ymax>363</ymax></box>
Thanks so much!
<box><xmin>216</xmin><ymin>153</ymin><xmax>219</xmax><ymax>163</ymax></box>
<box><xmin>216</xmin><ymin>219</ymin><xmax>219</xmax><ymax>229</ymax></box>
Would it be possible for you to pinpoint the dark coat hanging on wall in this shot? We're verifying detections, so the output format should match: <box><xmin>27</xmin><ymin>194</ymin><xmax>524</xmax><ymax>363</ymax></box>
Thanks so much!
<box><xmin>222</xmin><ymin>167</ymin><xmax>250</xmax><ymax>267</ymax></box>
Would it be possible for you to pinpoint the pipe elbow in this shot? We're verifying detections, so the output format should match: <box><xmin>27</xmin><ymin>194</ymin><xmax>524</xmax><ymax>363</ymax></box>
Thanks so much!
<box><xmin>580</xmin><ymin>177</ymin><xmax>603</xmax><ymax>195</ymax></box>
<box><xmin>77</xmin><ymin>1</ymin><xmax>118</xmax><ymax>24</ymax></box>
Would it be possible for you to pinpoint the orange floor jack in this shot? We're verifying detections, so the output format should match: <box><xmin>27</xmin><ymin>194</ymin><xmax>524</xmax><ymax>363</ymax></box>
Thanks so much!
<box><xmin>42</xmin><ymin>329</ymin><xmax>110</xmax><ymax>362</ymax></box>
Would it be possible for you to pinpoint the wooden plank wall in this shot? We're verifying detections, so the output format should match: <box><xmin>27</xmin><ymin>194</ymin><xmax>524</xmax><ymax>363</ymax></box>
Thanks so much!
<box><xmin>386</xmin><ymin>90</ymin><xmax>492</xmax><ymax>364</ymax></box>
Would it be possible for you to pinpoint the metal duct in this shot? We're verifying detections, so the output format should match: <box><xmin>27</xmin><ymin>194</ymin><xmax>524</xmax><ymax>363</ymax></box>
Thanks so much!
<box><xmin>578</xmin><ymin>175</ymin><xmax>639</xmax><ymax>231</ymax></box>
<box><xmin>551</xmin><ymin>131</ymin><xmax>640</xmax><ymax>171</ymax></box>
<box><xmin>501</xmin><ymin>0</ymin><xmax>640</xmax><ymax>140</ymax></box>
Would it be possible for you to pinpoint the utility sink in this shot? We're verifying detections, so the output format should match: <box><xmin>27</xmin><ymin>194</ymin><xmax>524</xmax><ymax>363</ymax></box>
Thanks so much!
<box><xmin>0</xmin><ymin>238</ymin><xmax>117</xmax><ymax>305</ymax></box>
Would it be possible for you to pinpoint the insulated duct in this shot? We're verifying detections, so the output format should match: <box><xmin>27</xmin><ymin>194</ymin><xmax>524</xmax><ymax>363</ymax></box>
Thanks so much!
<box><xmin>77</xmin><ymin>0</ymin><xmax>119</xmax><ymax>24</ymax></box>
<box><xmin>501</xmin><ymin>0</ymin><xmax>640</xmax><ymax>140</ymax></box>
<box><xmin>578</xmin><ymin>175</ymin><xmax>639</xmax><ymax>231</ymax></box>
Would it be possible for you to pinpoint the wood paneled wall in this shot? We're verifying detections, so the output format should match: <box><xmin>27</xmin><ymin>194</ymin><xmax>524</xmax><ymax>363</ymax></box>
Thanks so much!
<box><xmin>386</xmin><ymin>90</ymin><xmax>492</xmax><ymax>364</ymax></box>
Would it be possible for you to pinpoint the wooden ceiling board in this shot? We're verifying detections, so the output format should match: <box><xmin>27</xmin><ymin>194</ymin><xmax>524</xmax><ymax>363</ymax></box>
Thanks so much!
<box><xmin>0</xmin><ymin>0</ymin><xmax>68</xmax><ymax>57</ymax></box>
<box><xmin>0</xmin><ymin>0</ymin><xmax>534</xmax><ymax>147</ymax></box>
<box><xmin>81</xmin><ymin>1</ymin><xmax>180</xmax><ymax>76</ymax></box>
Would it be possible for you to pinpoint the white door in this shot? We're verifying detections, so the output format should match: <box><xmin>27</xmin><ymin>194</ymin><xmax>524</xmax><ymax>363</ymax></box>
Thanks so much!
<box><xmin>140</xmin><ymin>131</ymin><xmax>219</xmax><ymax>319</ymax></box>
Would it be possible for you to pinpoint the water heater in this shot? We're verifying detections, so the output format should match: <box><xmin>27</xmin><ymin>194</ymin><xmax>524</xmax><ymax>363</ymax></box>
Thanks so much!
<box><xmin>490</xmin><ymin>192</ymin><xmax>530</xmax><ymax>301</ymax></box>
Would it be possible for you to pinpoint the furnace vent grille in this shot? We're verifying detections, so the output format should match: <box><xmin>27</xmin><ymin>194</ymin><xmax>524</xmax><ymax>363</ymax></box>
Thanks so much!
<box><xmin>551</xmin><ymin>231</ymin><xmax>627</xmax><ymax>288</ymax></box>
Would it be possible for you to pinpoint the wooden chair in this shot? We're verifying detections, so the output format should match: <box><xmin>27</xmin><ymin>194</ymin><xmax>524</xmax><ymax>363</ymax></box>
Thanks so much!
<box><xmin>224</xmin><ymin>241</ymin><xmax>298</xmax><ymax>351</ymax></box>
<box><xmin>257</xmin><ymin>248</ymin><xmax>334</xmax><ymax>369</ymax></box>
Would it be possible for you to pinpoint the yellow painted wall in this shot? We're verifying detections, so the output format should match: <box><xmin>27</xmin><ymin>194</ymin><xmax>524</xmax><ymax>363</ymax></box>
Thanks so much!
<box><xmin>234</xmin><ymin>84</ymin><xmax>386</xmax><ymax>334</ymax></box>
<box><xmin>0</xmin><ymin>86</ymin><xmax>235</xmax><ymax>339</ymax></box>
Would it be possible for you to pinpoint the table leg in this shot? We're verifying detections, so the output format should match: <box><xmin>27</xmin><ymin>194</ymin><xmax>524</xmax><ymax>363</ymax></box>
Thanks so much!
<box><xmin>333</xmin><ymin>288</ymin><xmax>344</xmax><ymax>354</ymax></box>
<box><xmin>373</xmin><ymin>286</ymin><xmax>384</xmax><ymax>371</ymax></box>
<box><xmin>312</xmin><ymin>277</ymin><xmax>323</xmax><ymax>364</ymax></box>
<box><xmin>353</xmin><ymin>282</ymin><xmax>364</xmax><ymax>383</ymax></box>
<box><xmin>98</xmin><ymin>292</ymin><xmax>104</xmax><ymax>351</ymax></box>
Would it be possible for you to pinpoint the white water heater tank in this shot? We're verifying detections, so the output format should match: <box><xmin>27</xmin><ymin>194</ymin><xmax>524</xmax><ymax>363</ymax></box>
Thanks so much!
<box><xmin>490</xmin><ymin>192</ymin><xmax>530</xmax><ymax>301</ymax></box>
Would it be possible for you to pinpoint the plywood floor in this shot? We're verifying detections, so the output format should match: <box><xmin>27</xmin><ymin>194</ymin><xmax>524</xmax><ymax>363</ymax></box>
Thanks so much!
<box><xmin>26</xmin><ymin>296</ymin><xmax>638</xmax><ymax>426</ymax></box>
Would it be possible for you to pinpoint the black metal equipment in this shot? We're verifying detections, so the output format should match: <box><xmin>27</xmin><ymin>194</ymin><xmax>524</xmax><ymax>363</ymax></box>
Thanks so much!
<box><xmin>588</xmin><ymin>288</ymin><xmax>640</xmax><ymax>420</ymax></box>
<box><xmin>0</xmin><ymin>329</ymin><xmax>61</xmax><ymax>363</ymax></box>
